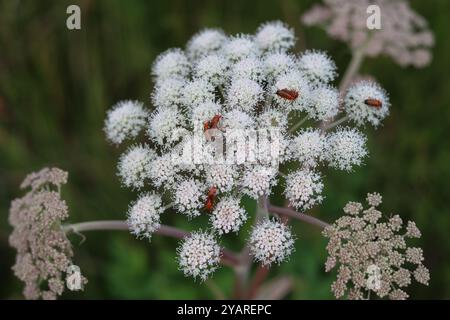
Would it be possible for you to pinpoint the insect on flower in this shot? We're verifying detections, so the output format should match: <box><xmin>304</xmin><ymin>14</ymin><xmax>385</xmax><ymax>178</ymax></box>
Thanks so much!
<box><xmin>276</xmin><ymin>88</ymin><xmax>299</xmax><ymax>100</ymax></box>
<box><xmin>364</xmin><ymin>98</ymin><xmax>382</xmax><ymax>108</ymax></box>
<box><xmin>203</xmin><ymin>114</ymin><xmax>223</xmax><ymax>141</ymax></box>
<box><xmin>204</xmin><ymin>186</ymin><xmax>217</xmax><ymax>212</ymax></box>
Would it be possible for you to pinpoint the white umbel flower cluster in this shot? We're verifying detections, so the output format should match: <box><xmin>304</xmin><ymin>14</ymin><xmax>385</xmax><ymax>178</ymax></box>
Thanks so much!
<box><xmin>255</xmin><ymin>21</ymin><xmax>296</xmax><ymax>52</ymax></box>
<box><xmin>289</xmin><ymin>128</ymin><xmax>327</xmax><ymax>167</ymax></box>
<box><xmin>249</xmin><ymin>219</ymin><xmax>295</xmax><ymax>266</ymax></box>
<box><xmin>177</xmin><ymin>231</ymin><xmax>221</xmax><ymax>281</ymax></box>
<box><xmin>127</xmin><ymin>193</ymin><xmax>164</xmax><ymax>240</ymax></box>
<box><xmin>211</xmin><ymin>197</ymin><xmax>247</xmax><ymax>234</ymax></box>
<box><xmin>173</xmin><ymin>179</ymin><xmax>205</xmax><ymax>218</ymax></box>
<box><xmin>344</xmin><ymin>81</ymin><xmax>390</xmax><ymax>127</ymax></box>
<box><xmin>118</xmin><ymin>144</ymin><xmax>156</xmax><ymax>189</ymax></box>
<box><xmin>241</xmin><ymin>166</ymin><xmax>277</xmax><ymax>199</ymax></box>
<box><xmin>327</xmin><ymin>127</ymin><xmax>368</xmax><ymax>171</ymax></box>
<box><xmin>104</xmin><ymin>100</ymin><xmax>148</xmax><ymax>145</ymax></box>
<box><xmin>104</xmin><ymin>21</ymin><xmax>391</xmax><ymax>281</ymax></box>
<box><xmin>285</xmin><ymin>169</ymin><xmax>324</xmax><ymax>211</ymax></box>
<box><xmin>298</xmin><ymin>50</ymin><xmax>337</xmax><ymax>84</ymax></box>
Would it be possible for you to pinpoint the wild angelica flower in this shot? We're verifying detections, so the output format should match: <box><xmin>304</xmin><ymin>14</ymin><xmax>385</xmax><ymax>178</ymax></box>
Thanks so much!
<box><xmin>104</xmin><ymin>100</ymin><xmax>148</xmax><ymax>145</ymax></box>
<box><xmin>152</xmin><ymin>48</ymin><xmax>190</xmax><ymax>80</ymax></box>
<box><xmin>127</xmin><ymin>193</ymin><xmax>164</xmax><ymax>240</ymax></box>
<box><xmin>285</xmin><ymin>169</ymin><xmax>324</xmax><ymax>211</ymax></box>
<box><xmin>326</xmin><ymin>127</ymin><xmax>368</xmax><ymax>171</ymax></box>
<box><xmin>186</xmin><ymin>28</ymin><xmax>227</xmax><ymax>60</ymax></box>
<box><xmin>222</xmin><ymin>109</ymin><xmax>255</xmax><ymax>130</ymax></box>
<box><xmin>151</xmin><ymin>78</ymin><xmax>186</xmax><ymax>108</ymax></box>
<box><xmin>308</xmin><ymin>85</ymin><xmax>340</xmax><ymax>121</ymax></box>
<box><xmin>182</xmin><ymin>78</ymin><xmax>216</xmax><ymax>109</ymax></box>
<box><xmin>273</xmin><ymin>71</ymin><xmax>311</xmax><ymax>112</ymax></box>
<box><xmin>241</xmin><ymin>166</ymin><xmax>278</xmax><ymax>199</ymax></box>
<box><xmin>298</xmin><ymin>50</ymin><xmax>337</xmax><ymax>84</ymax></box>
<box><xmin>323</xmin><ymin>193</ymin><xmax>430</xmax><ymax>300</ymax></box>
<box><xmin>249</xmin><ymin>219</ymin><xmax>295</xmax><ymax>266</ymax></box>
<box><xmin>211</xmin><ymin>197</ymin><xmax>247</xmax><ymax>234</ymax></box>
<box><xmin>148</xmin><ymin>106</ymin><xmax>186</xmax><ymax>146</ymax></box>
<box><xmin>231</xmin><ymin>57</ymin><xmax>264</xmax><ymax>82</ymax></box>
<box><xmin>263</xmin><ymin>52</ymin><xmax>296</xmax><ymax>81</ymax></box>
<box><xmin>118</xmin><ymin>144</ymin><xmax>156</xmax><ymax>189</ymax></box>
<box><xmin>302</xmin><ymin>0</ymin><xmax>434</xmax><ymax>68</ymax></box>
<box><xmin>173</xmin><ymin>179</ymin><xmax>205</xmax><ymax>218</ymax></box>
<box><xmin>223</xmin><ymin>34</ymin><xmax>259</xmax><ymax>62</ymax></box>
<box><xmin>205</xmin><ymin>164</ymin><xmax>238</xmax><ymax>193</ymax></box>
<box><xmin>177</xmin><ymin>231</ymin><xmax>221</xmax><ymax>281</ymax></box>
<box><xmin>195</xmin><ymin>54</ymin><xmax>229</xmax><ymax>86</ymax></box>
<box><xmin>9</xmin><ymin>168</ymin><xmax>87</xmax><ymax>300</ymax></box>
<box><xmin>289</xmin><ymin>128</ymin><xmax>327</xmax><ymax>167</ymax></box>
<box><xmin>191</xmin><ymin>101</ymin><xmax>223</xmax><ymax>125</ymax></box>
<box><xmin>148</xmin><ymin>153</ymin><xmax>180</xmax><ymax>188</ymax></box>
<box><xmin>226</xmin><ymin>78</ymin><xmax>264</xmax><ymax>112</ymax></box>
<box><xmin>105</xmin><ymin>22</ymin><xmax>392</xmax><ymax>281</ymax></box>
<box><xmin>255</xmin><ymin>21</ymin><xmax>296</xmax><ymax>53</ymax></box>
<box><xmin>344</xmin><ymin>81</ymin><xmax>390</xmax><ymax>127</ymax></box>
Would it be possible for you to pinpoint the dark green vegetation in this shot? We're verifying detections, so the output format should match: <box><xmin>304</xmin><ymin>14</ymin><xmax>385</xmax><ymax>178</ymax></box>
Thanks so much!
<box><xmin>1</xmin><ymin>0</ymin><xmax>449</xmax><ymax>299</ymax></box>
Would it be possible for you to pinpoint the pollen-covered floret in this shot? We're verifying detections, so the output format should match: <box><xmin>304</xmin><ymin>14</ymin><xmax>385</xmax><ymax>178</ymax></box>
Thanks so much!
<box><xmin>230</xmin><ymin>57</ymin><xmax>264</xmax><ymax>82</ymax></box>
<box><xmin>148</xmin><ymin>154</ymin><xmax>180</xmax><ymax>188</ymax></box>
<box><xmin>177</xmin><ymin>231</ymin><xmax>221</xmax><ymax>281</ymax></box>
<box><xmin>263</xmin><ymin>52</ymin><xmax>296</xmax><ymax>81</ymax></box>
<box><xmin>344</xmin><ymin>81</ymin><xmax>390</xmax><ymax>127</ymax></box>
<box><xmin>222</xmin><ymin>109</ymin><xmax>255</xmax><ymax>130</ymax></box>
<box><xmin>249</xmin><ymin>219</ymin><xmax>295</xmax><ymax>266</ymax></box>
<box><xmin>226</xmin><ymin>78</ymin><xmax>263</xmax><ymax>113</ymax></box>
<box><xmin>152</xmin><ymin>78</ymin><xmax>186</xmax><ymax>108</ymax></box>
<box><xmin>182</xmin><ymin>78</ymin><xmax>216</xmax><ymax>110</ymax></box>
<box><xmin>289</xmin><ymin>128</ymin><xmax>327</xmax><ymax>167</ymax></box>
<box><xmin>118</xmin><ymin>144</ymin><xmax>156</xmax><ymax>189</ymax></box>
<box><xmin>148</xmin><ymin>106</ymin><xmax>186</xmax><ymax>146</ymax></box>
<box><xmin>195</xmin><ymin>54</ymin><xmax>229</xmax><ymax>86</ymax></box>
<box><xmin>211</xmin><ymin>197</ymin><xmax>247</xmax><ymax>234</ymax></box>
<box><xmin>104</xmin><ymin>100</ymin><xmax>148</xmax><ymax>145</ymax></box>
<box><xmin>240</xmin><ymin>165</ymin><xmax>277</xmax><ymax>199</ymax></box>
<box><xmin>255</xmin><ymin>21</ymin><xmax>296</xmax><ymax>52</ymax></box>
<box><xmin>173</xmin><ymin>179</ymin><xmax>205</xmax><ymax>218</ymax></box>
<box><xmin>308</xmin><ymin>85</ymin><xmax>340</xmax><ymax>120</ymax></box>
<box><xmin>298</xmin><ymin>50</ymin><xmax>337</xmax><ymax>84</ymax></box>
<box><xmin>285</xmin><ymin>169</ymin><xmax>324</xmax><ymax>211</ymax></box>
<box><xmin>152</xmin><ymin>49</ymin><xmax>190</xmax><ymax>80</ymax></box>
<box><xmin>127</xmin><ymin>193</ymin><xmax>164</xmax><ymax>240</ymax></box>
<box><xmin>205</xmin><ymin>164</ymin><xmax>238</xmax><ymax>193</ymax></box>
<box><xmin>326</xmin><ymin>127</ymin><xmax>368</xmax><ymax>171</ymax></box>
<box><xmin>223</xmin><ymin>34</ymin><xmax>259</xmax><ymax>62</ymax></box>
<box><xmin>187</xmin><ymin>28</ymin><xmax>228</xmax><ymax>60</ymax></box>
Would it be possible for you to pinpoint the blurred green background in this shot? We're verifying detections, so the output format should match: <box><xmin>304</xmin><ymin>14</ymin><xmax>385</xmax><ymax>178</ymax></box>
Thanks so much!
<box><xmin>1</xmin><ymin>0</ymin><xmax>449</xmax><ymax>299</ymax></box>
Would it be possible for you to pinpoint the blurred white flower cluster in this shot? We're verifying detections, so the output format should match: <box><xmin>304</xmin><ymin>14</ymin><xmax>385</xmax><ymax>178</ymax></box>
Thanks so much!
<box><xmin>104</xmin><ymin>21</ymin><xmax>391</xmax><ymax>280</ymax></box>
<box><xmin>302</xmin><ymin>0</ymin><xmax>434</xmax><ymax>68</ymax></box>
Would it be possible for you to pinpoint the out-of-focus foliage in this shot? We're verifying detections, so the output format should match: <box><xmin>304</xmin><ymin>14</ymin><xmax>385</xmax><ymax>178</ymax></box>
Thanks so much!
<box><xmin>0</xmin><ymin>0</ymin><xmax>449</xmax><ymax>299</ymax></box>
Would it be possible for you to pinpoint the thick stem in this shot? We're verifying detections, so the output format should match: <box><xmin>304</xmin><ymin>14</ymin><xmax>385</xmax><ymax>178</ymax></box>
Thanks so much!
<box><xmin>63</xmin><ymin>220</ymin><xmax>239</xmax><ymax>266</ymax></box>
<box><xmin>266</xmin><ymin>204</ymin><xmax>330</xmax><ymax>229</ymax></box>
